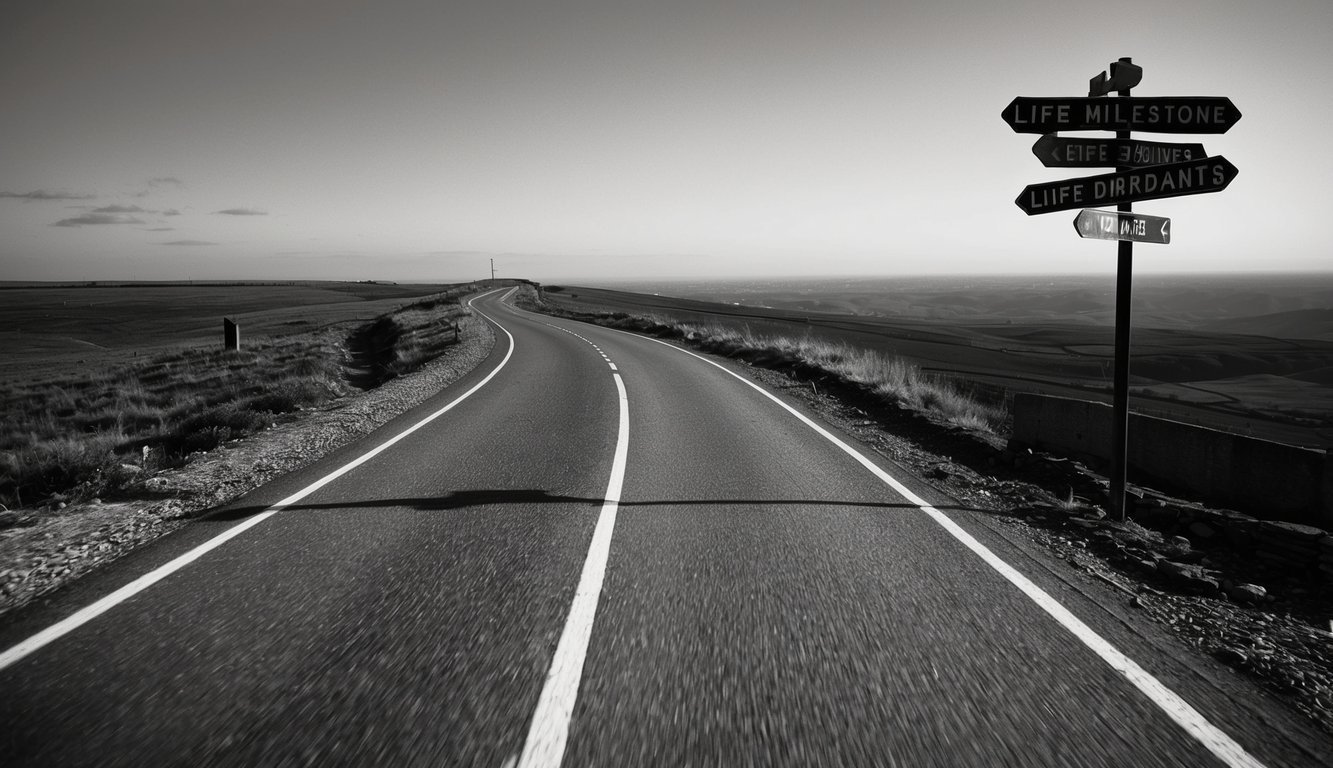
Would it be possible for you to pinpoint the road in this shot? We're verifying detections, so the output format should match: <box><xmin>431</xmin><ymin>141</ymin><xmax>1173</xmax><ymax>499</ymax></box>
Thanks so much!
<box><xmin>1</xmin><ymin>288</ymin><xmax>1328</xmax><ymax>767</ymax></box>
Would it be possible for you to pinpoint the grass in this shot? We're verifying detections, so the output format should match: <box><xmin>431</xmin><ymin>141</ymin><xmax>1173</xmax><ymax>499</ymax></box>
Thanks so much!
<box><xmin>677</xmin><ymin>322</ymin><xmax>1006</xmax><ymax>433</ymax></box>
<box><xmin>515</xmin><ymin>285</ymin><xmax>1007</xmax><ymax>434</ymax></box>
<box><xmin>0</xmin><ymin>342</ymin><xmax>341</xmax><ymax>509</ymax></box>
<box><xmin>0</xmin><ymin>284</ymin><xmax>484</xmax><ymax>511</ymax></box>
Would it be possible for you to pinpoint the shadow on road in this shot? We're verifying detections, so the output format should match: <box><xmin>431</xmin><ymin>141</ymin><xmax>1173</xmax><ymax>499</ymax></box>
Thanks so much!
<box><xmin>205</xmin><ymin>488</ymin><xmax>984</xmax><ymax>521</ymax></box>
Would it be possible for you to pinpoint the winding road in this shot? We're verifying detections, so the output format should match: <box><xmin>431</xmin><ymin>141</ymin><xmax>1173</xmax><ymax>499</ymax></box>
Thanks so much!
<box><xmin>1</xmin><ymin>288</ymin><xmax>1328</xmax><ymax>767</ymax></box>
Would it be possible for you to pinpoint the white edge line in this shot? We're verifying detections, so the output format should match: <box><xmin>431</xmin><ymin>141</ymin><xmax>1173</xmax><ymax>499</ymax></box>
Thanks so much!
<box><xmin>0</xmin><ymin>288</ymin><xmax>519</xmax><ymax>672</ymax></box>
<box><xmin>518</xmin><ymin>371</ymin><xmax>630</xmax><ymax>768</ymax></box>
<box><xmin>606</xmin><ymin>329</ymin><xmax>1265</xmax><ymax>768</ymax></box>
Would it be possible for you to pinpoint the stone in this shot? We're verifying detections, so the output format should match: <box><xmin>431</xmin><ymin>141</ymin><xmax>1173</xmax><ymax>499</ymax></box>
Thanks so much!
<box><xmin>1226</xmin><ymin>583</ymin><xmax>1267</xmax><ymax>605</ymax></box>
<box><xmin>1187</xmin><ymin>521</ymin><xmax>1216</xmax><ymax>540</ymax></box>
<box><xmin>1158</xmin><ymin>560</ymin><xmax>1220</xmax><ymax>594</ymax></box>
<box><xmin>1258</xmin><ymin>521</ymin><xmax>1326</xmax><ymax>540</ymax></box>
<box><xmin>1214</xmin><ymin>647</ymin><xmax>1248</xmax><ymax>666</ymax></box>
<box><xmin>1158</xmin><ymin>560</ymin><xmax>1187</xmax><ymax>578</ymax></box>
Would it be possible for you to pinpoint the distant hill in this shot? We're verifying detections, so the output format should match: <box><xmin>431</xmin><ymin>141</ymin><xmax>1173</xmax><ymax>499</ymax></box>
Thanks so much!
<box><xmin>1202</xmin><ymin>309</ymin><xmax>1333</xmax><ymax>341</ymax></box>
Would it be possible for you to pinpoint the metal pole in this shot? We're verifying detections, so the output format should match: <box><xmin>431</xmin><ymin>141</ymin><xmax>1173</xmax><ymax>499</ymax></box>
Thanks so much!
<box><xmin>1110</xmin><ymin>57</ymin><xmax>1134</xmax><ymax>521</ymax></box>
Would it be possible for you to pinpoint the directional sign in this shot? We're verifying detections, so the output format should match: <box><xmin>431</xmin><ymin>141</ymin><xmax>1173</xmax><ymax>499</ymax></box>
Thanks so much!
<box><xmin>1074</xmin><ymin>209</ymin><xmax>1170</xmax><ymax>245</ymax></box>
<box><xmin>1001</xmin><ymin>97</ymin><xmax>1242</xmax><ymax>134</ymax></box>
<box><xmin>1014</xmin><ymin>155</ymin><xmax>1238</xmax><ymax>215</ymax></box>
<box><xmin>1031</xmin><ymin>135</ymin><xmax>1208</xmax><ymax>168</ymax></box>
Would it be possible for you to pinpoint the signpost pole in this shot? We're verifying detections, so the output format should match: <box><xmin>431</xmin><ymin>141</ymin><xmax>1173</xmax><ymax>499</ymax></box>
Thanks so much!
<box><xmin>1006</xmin><ymin>59</ymin><xmax>1238</xmax><ymax>520</ymax></box>
<box><xmin>1109</xmin><ymin>58</ymin><xmax>1134</xmax><ymax>521</ymax></box>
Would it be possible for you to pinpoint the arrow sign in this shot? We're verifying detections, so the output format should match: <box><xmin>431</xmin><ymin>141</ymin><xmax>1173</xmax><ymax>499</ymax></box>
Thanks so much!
<box><xmin>1074</xmin><ymin>209</ymin><xmax>1171</xmax><ymax>244</ymax></box>
<box><xmin>1015</xmin><ymin>155</ymin><xmax>1238</xmax><ymax>215</ymax></box>
<box><xmin>1002</xmin><ymin>97</ymin><xmax>1242</xmax><ymax>134</ymax></box>
<box><xmin>1032</xmin><ymin>135</ymin><xmax>1208</xmax><ymax>168</ymax></box>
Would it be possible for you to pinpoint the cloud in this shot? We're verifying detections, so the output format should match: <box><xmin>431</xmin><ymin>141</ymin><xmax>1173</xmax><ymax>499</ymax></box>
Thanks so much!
<box><xmin>143</xmin><ymin>227</ymin><xmax>175</xmax><ymax>232</ymax></box>
<box><xmin>159</xmin><ymin>240</ymin><xmax>216</xmax><ymax>246</ymax></box>
<box><xmin>162</xmin><ymin>208</ymin><xmax>182</xmax><ymax>216</ymax></box>
<box><xmin>2</xmin><ymin>190</ymin><xmax>96</xmax><ymax>201</ymax></box>
<box><xmin>52</xmin><ymin>213</ymin><xmax>145</xmax><ymax>227</ymax></box>
<box><xmin>148</xmin><ymin>177</ymin><xmax>184</xmax><ymax>188</ymax></box>
<box><xmin>93</xmin><ymin>204</ymin><xmax>152</xmax><ymax>214</ymax></box>
<box><xmin>215</xmin><ymin>207</ymin><xmax>267</xmax><ymax>216</ymax></box>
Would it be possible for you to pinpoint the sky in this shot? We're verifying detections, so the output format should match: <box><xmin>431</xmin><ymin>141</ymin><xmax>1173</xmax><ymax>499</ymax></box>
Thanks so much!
<box><xmin>2</xmin><ymin>0</ymin><xmax>1330</xmax><ymax>284</ymax></box>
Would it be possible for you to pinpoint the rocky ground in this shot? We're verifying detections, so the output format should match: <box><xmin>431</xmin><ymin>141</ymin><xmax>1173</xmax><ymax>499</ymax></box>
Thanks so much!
<box><xmin>2</xmin><ymin>310</ymin><xmax>1330</xmax><ymax>739</ymax></box>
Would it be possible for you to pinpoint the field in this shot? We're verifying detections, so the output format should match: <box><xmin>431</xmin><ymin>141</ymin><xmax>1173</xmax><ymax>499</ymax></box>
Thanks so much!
<box><xmin>0</xmin><ymin>281</ymin><xmax>462</xmax><ymax>379</ymax></box>
<box><xmin>0</xmin><ymin>281</ymin><xmax>485</xmax><ymax>509</ymax></box>
<box><xmin>542</xmin><ymin>274</ymin><xmax>1333</xmax><ymax>449</ymax></box>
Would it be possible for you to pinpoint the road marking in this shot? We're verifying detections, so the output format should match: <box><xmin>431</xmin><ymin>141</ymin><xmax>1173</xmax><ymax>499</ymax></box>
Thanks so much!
<box><xmin>517</xmin><ymin>370</ymin><xmax>629</xmax><ymax>768</ymax></box>
<box><xmin>0</xmin><ymin>289</ymin><xmax>519</xmax><ymax>673</ymax></box>
<box><xmin>614</xmin><ymin>330</ymin><xmax>1266</xmax><ymax>768</ymax></box>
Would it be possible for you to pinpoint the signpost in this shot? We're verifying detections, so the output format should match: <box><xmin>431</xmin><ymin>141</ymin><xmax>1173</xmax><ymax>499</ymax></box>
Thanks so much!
<box><xmin>1003</xmin><ymin>58</ymin><xmax>1240</xmax><ymax>521</ymax></box>
<box><xmin>1001</xmin><ymin>96</ymin><xmax>1242</xmax><ymax>134</ymax></box>
<box><xmin>1014</xmin><ymin>155</ymin><xmax>1237</xmax><ymax>214</ymax></box>
<box><xmin>1031</xmin><ymin>135</ymin><xmax>1208</xmax><ymax>168</ymax></box>
<box><xmin>1074</xmin><ymin>209</ymin><xmax>1170</xmax><ymax>245</ymax></box>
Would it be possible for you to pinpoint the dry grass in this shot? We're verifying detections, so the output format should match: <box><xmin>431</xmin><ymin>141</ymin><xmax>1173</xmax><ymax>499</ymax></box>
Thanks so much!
<box><xmin>1</xmin><ymin>285</ymin><xmax>482</xmax><ymax>511</ymax></box>
<box><xmin>678</xmin><ymin>323</ymin><xmax>1007</xmax><ymax>433</ymax></box>
<box><xmin>515</xmin><ymin>285</ymin><xmax>1007</xmax><ymax>434</ymax></box>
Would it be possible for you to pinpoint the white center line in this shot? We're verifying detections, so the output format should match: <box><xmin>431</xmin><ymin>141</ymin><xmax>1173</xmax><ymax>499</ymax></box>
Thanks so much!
<box><xmin>517</xmin><ymin>369</ymin><xmax>630</xmax><ymax>768</ymax></box>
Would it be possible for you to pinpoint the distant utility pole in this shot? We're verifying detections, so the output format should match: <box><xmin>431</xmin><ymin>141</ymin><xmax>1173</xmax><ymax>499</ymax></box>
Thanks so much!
<box><xmin>490</xmin><ymin>258</ymin><xmax>495</xmax><ymax>281</ymax></box>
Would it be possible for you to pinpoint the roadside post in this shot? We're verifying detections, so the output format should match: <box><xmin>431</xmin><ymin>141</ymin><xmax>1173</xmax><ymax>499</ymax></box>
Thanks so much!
<box><xmin>223</xmin><ymin>317</ymin><xmax>240</xmax><ymax>351</ymax></box>
<box><xmin>1111</xmin><ymin>59</ymin><xmax>1137</xmax><ymax>526</ymax></box>
<box><xmin>1002</xmin><ymin>59</ymin><xmax>1241</xmax><ymax>519</ymax></box>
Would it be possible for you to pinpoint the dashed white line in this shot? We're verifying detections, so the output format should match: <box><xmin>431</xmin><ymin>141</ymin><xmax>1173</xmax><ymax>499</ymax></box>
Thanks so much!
<box><xmin>0</xmin><ymin>289</ymin><xmax>519</xmax><ymax>673</ymax></box>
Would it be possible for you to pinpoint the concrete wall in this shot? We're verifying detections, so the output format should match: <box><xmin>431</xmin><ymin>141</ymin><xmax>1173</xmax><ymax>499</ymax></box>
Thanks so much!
<box><xmin>1010</xmin><ymin>393</ymin><xmax>1331</xmax><ymax>527</ymax></box>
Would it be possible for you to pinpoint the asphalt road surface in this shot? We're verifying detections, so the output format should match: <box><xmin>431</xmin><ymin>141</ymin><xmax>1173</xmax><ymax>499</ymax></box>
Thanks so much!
<box><xmin>1</xmin><ymin>288</ymin><xmax>1329</xmax><ymax>767</ymax></box>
